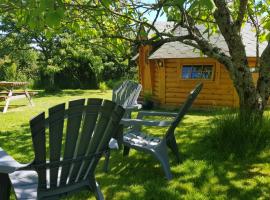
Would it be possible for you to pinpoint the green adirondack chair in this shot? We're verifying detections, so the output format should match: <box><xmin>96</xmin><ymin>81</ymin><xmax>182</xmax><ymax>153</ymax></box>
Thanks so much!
<box><xmin>103</xmin><ymin>80</ymin><xmax>142</xmax><ymax>171</ymax></box>
<box><xmin>120</xmin><ymin>83</ymin><xmax>203</xmax><ymax>180</ymax></box>
<box><xmin>0</xmin><ymin>98</ymin><xmax>125</xmax><ymax>200</ymax></box>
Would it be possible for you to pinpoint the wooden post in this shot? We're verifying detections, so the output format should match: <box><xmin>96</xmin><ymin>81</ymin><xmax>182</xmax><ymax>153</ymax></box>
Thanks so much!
<box><xmin>0</xmin><ymin>173</ymin><xmax>11</xmax><ymax>200</ymax></box>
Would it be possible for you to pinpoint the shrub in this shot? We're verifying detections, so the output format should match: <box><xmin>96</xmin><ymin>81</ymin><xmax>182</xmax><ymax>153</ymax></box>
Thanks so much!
<box><xmin>106</xmin><ymin>78</ymin><xmax>137</xmax><ymax>89</ymax></box>
<box><xmin>99</xmin><ymin>81</ymin><xmax>108</xmax><ymax>92</ymax></box>
<box><xmin>209</xmin><ymin>111</ymin><xmax>270</xmax><ymax>159</ymax></box>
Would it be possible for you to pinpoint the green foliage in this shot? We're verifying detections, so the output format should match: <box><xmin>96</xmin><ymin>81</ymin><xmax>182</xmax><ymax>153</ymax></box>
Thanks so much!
<box><xmin>0</xmin><ymin>49</ymin><xmax>38</xmax><ymax>83</ymax></box>
<box><xmin>106</xmin><ymin>78</ymin><xmax>128</xmax><ymax>89</ymax></box>
<box><xmin>0</xmin><ymin>56</ymin><xmax>15</xmax><ymax>80</ymax></box>
<box><xmin>143</xmin><ymin>91</ymin><xmax>153</xmax><ymax>101</ymax></box>
<box><xmin>99</xmin><ymin>81</ymin><xmax>108</xmax><ymax>92</ymax></box>
<box><xmin>0</xmin><ymin>1</ymin><xmax>135</xmax><ymax>90</ymax></box>
<box><xmin>209</xmin><ymin>111</ymin><xmax>270</xmax><ymax>159</ymax></box>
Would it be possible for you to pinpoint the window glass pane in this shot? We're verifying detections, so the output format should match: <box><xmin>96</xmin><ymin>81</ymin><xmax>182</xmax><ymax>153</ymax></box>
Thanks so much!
<box><xmin>182</xmin><ymin>66</ymin><xmax>192</xmax><ymax>79</ymax></box>
<box><xmin>202</xmin><ymin>65</ymin><xmax>213</xmax><ymax>79</ymax></box>
<box><xmin>182</xmin><ymin>64</ymin><xmax>213</xmax><ymax>80</ymax></box>
<box><xmin>191</xmin><ymin>66</ymin><xmax>203</xmax><ymax>79</ymax></box>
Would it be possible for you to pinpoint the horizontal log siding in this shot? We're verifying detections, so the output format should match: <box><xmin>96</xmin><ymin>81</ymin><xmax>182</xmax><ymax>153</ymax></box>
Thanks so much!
<box><xmin>163</xmin><ymin>58</ymin><xmax>235</xmax><ymax>107</ymax></box>
<box><xmin>144</xmin><ymin>57</ymin><xmax>259</xmax><ymax>108</ymax></box>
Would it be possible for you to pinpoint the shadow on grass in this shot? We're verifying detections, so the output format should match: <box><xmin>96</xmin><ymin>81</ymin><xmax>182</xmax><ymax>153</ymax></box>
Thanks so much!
<box><xmin>176</xmin><ymin>116</ymin><xmax>270</xmax><ymax>199</ymax></box>
<box><xmin>1</xmin><ymin>109</ymin><xmax>270</xmax><ymax>200</ymax></box>
<box><xmin>35</xmin><ymin>90</ymin><xmax>110</xmax><ymax>98</ymax></box>
<box><xmin>35</xmin><ymin>90</ymin><xmax>87</xmax><ymax>98</ymax></box>
<box><xmin>150</xmin><ymin>106</ymin><xmax>236</xmax><ymax>117</ymax></box>
<box><xmin>94</xmin><ymin>114</ymin><xmax>270</xmax><ymax>200</ymax></box>
<box><xmin>0</xmin><ymin>123</ymin><xmax>34</xmax><ymax>162</ymax></box>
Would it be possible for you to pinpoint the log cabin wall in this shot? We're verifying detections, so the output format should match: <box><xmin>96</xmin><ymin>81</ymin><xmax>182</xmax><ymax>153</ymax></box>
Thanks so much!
<box><xmin>140</xmin><ymin>57</ymin><xmax>259</xmax><ymax>108</ymax></box>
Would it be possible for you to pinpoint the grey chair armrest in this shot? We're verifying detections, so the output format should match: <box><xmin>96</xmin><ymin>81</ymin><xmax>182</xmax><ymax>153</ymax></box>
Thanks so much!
<box><xmin>120</xmin><ymin>118</ymin><xmax>172</xmax><ymax>127</ymax></box>
<box><xmin>125</xmin><ymin>104</ymin><xmax>142</xmax><ymax>111</ymax></box>
<box><xmin>137</xmin><ymin>111</ymin><xmax>178</xmax><ymax>118</ymax></box>
<box><xmin>0</xmin><ymin>147</ymin><xmax>26</xmax><ymax>173</ymax></box>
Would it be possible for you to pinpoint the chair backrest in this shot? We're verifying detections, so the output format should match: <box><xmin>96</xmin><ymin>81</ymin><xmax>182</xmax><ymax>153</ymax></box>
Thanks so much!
<box><xmin>29</xmin><ymin>98</ymin><xmax>124</xmax><ymax>197</ymax></box>
<box><xmin>112</xmin><ymin>80</ymin><xmax>142</xmax><ymax>109</ymax></box>
<box><xmin>165</xmin><ymin>83</ymin><xmax>203</xmax><ymax>139</ymax></box>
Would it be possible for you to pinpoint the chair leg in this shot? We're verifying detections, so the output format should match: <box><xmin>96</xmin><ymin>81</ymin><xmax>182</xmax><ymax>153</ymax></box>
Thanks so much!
<box><xmin>123</xmin><ymin>145</ymin><xmax>130</xmax><ymax>157</ymax></box>
<box><xmin>166</xmin><ymin>136</ymin><xmax>181</xmax><ymax>163</ymax></box>
<box><xmin>0</xmin><ymin>173</ymin><xmax>11</xmax><ymax>200</ymax></box>
<box><xmin>89</xmin><ymin>179</ymin><xmax>104</xmax><ymax>200</ymax></box>
<box><xmin>115</xmin><ymin>125</ymin><xmax>124</xmax><ymax>150</ymax></box>
<box><xmin>154</xmin><ymin>144</ymin><xmax>173</xmax><ymax>180</ymax></box>
<box><xmin>103</xmin><ymin>150</ymin><xmax>111</xmax><ymax>172</ymax></box>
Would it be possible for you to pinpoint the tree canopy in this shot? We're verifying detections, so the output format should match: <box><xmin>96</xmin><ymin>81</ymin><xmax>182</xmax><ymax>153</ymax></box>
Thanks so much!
<box><xmin>1</xmin><ymin>0</ymin><xmax>270</xmax><ymax>116</ymax></box>
<box><xmin>0</xmin><ymin>0</ymin><xmax>135</xmax><ymax>90</ymax></box>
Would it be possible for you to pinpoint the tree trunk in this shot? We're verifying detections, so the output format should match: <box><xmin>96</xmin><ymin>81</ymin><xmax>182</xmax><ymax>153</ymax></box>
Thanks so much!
<box><xmin>211</xmin><ymin>1</ymin><xmax>266</xmax><ymax>119</ymax></box>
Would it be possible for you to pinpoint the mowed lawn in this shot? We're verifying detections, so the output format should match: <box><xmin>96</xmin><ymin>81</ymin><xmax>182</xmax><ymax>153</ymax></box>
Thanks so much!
<box><xmin>1</xmin><ymin>90</ymin><xmax>270</xmax><ymax>200</ymax></box>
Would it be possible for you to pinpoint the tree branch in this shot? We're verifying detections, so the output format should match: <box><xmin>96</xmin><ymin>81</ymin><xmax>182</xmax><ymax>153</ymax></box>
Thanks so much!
<box><xmin>235</xmin><ymin>0</ymin><xmax>248</xmax><ymax>30</ymax></box>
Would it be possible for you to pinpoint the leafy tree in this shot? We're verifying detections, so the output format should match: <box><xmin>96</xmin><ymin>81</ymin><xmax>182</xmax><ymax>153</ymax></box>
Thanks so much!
<box><xmin>8</xmin><ymin>1</ymin><xmax>270</xmax><ymax>118</ymax></box>
<box><xmin>92</xmin><ymin>0</ymin><xmax>270</xmax><ymax>119</ymax></box>
<box><xmin>86</xmin><ymin>0</ymin><xmax>270</xmax><ymax>118</ymax></box>
<box><xmin>0</xmin><ymin>0</ymin><xmax>134</xmax><ymax>90</ymax></box>
<box><xmin>0</xmin><ymin>28</ymin><xmax>39</xmax><ymax>83</ymax></box>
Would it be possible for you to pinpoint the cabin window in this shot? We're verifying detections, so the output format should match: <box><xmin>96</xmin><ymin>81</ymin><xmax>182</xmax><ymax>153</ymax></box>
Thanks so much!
<box><xmin>181</xmin><ymin>65</ymin><xmax>213</xmax><ymax>80</ymax></box>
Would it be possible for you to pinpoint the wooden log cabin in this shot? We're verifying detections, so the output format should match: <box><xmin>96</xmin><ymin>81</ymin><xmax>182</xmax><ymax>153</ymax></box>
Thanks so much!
<box><xmin>136</xmin><ymin>23</ymin><xmax>267</xmax><ymax>108</ymax></box>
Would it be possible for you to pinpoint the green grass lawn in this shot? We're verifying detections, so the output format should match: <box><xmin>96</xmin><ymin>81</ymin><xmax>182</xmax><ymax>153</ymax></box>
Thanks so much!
<box><xmin>1</xmin><ymin>90</ymin><xmax>270</xmax><ymax>200</ymax></box>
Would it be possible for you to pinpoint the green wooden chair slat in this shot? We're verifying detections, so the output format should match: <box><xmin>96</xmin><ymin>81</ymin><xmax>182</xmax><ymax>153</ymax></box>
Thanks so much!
<box><xmin>75</xmin><ymin>100</ymin><xmax>114</xmax><ymax>181</ymax></box>
<box><xmin>30</xmin><ymin>112</ymin><xmax>47</xmax><ymax>189</ymax></box>
<box><xmin>60</xmin><ymin>99</ymin><xmax>85</xmax><ymax>186</ymax></box>
<box><xmin>68</xmin><ymin>98</ymin><xmax>102</xmax><ymax>183</ymax></box>
<box><xmin>48</xmin><ymin>103</ymin><xmax>65</xmax><ymax>188</ymax></box>
<box><xmin>0</xmin><ymin>98</ymin><xmax>125</xmax><ymax>200</ymax></box>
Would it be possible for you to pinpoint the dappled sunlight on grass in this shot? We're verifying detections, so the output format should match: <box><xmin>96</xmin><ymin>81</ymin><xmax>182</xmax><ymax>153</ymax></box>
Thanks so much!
<box><xmin>1</xmin><ymin>90</ymin><xmax>270</xmax><ymax>199</ymax></box>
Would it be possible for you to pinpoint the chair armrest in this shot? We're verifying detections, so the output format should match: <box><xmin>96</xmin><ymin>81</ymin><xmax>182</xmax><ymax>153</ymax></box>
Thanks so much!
<box><xmin>137</xmin><ymin>111</ymin><xmax>178</xmax><ymax>118</ymax></box>
<box><xmin>0</xmin><ymin>148</ymin><xmax>26</xmax><ymax>173</ymax></box>
<box><xmin>125</xmin><ymin>104</ymin><xmax>142</xmax><ymax>111</ymax></box>
<box><xmin>120</xmin><ymin>118</ymin><xmax>172</xmax><ymax>127</ymax></box>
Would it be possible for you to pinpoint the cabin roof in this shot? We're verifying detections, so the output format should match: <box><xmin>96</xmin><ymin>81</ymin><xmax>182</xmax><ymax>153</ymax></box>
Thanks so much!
<box><xmin>148</xmin><ymin>23</ymin><xmax>267</xmax><ymax>59</ymax></box>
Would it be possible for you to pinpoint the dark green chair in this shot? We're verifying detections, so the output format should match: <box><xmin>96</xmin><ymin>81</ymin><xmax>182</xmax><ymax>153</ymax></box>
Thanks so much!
<box><xmin>120</xmin><ymin>83</ymin><xmax>203</xmax><ymax>180</ymax></box>
<box><xmin>0</xmin><ymin>98</ymin><xmax>125</xmax><ymax>200</ymax></box>
<box><xmin>104</xmin><ymin>80</ymin><xmax>142</xmax><ymax>171</ymax></box>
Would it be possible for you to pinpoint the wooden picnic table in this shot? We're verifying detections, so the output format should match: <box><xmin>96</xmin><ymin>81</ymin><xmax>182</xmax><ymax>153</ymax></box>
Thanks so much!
<box><xmin>0</xmin><ymin>81</ymin><xmax>37</xmax><ymax>113</ymax></box>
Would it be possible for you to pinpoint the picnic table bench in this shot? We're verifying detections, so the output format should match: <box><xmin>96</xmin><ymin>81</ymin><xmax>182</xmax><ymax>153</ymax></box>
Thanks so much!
<box><xmin>0</xmin><ymin>81</ymin><xmax>37</xmax><ymax>113</ymax></box>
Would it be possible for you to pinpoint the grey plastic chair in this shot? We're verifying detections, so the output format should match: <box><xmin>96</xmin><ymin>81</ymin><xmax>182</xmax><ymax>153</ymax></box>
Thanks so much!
<box><xmin>104</xmin><ymin>80</ymin><xmax>142</xmax><ymax>171</ymax></box>
<box><xmin>112</xmin><ymin>80</ymin><xmax>142</xmax><ymax>117</ymax></box>
<box><xmin>120</xmin><ymin>83</ymin><xmax>203</xmax><ymax>180</ymax></box>
<box><xmin>0</xmin><ymin>98</ymin><xmax>125</xmax><ymax>200</ymax></box>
